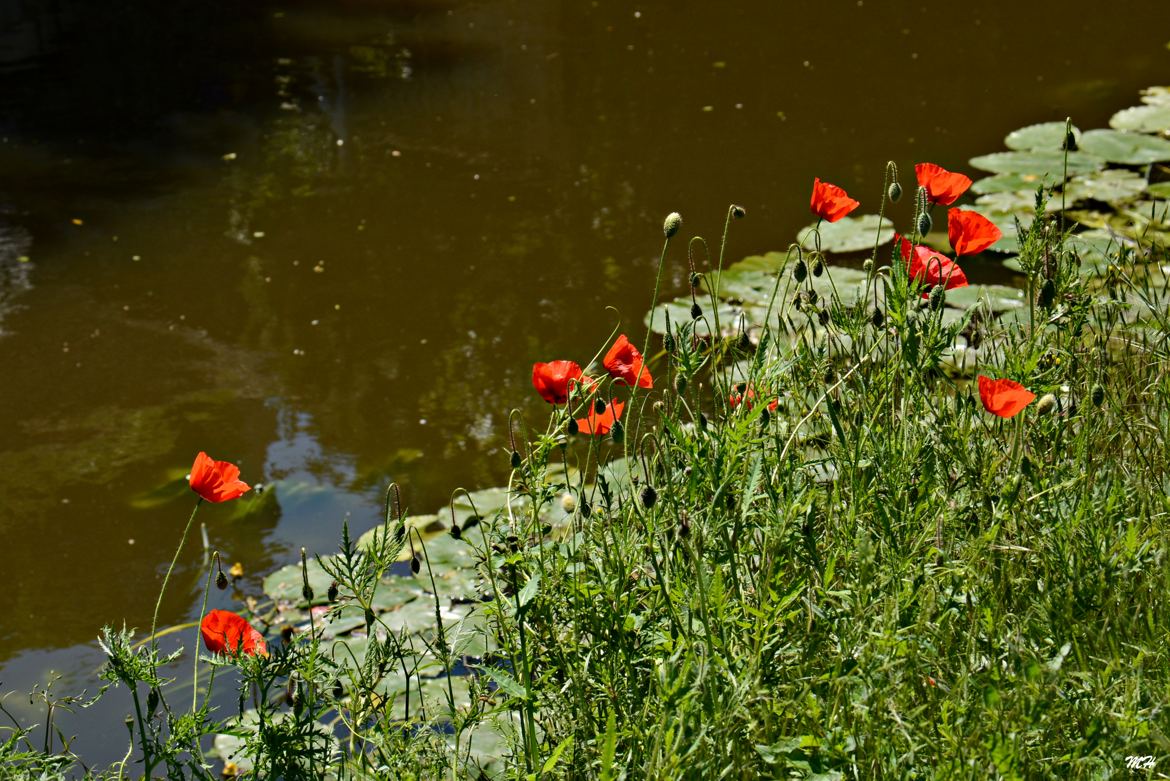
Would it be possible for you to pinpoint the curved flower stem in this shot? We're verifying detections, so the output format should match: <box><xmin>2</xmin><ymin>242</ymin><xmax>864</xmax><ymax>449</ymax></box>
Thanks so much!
<box><xmin>150</xmin><ymin>499</ymin><xmax>203</xmax><ymax>649</ymax></box>
<box><xmin>191</xmin><ymin>550</ymin><xmax>218</xmax><ymax>711</ymax></box>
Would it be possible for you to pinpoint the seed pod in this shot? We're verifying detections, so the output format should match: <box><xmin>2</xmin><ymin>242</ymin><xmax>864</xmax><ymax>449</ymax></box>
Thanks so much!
<box><xmin>888</xmin><ymin>181</ymin><xmax>903</xmax><ymax>203</ymax></box>
<box><xmin>640</xmin><ymin>485</ymin><xmax>658</xmax><ymax>509</ymax></box>
<box><xmin>793</xmin><ymin>259</ymin><xmax>808</xmax><ymax>283</ymax></box>
<box><xmin>663</xmin><ymin>212</ymin><xmax>683</xmax><ymax>238</ymax></box>
<box><xmin>917</xmin><ymin>211</ymin><xmax>933</xmax><ymax>236</ymax></box>
<box><xmin>510</xmin><ymin>450</ymin><xmax>522</xmax><ymax>469</ymax></box>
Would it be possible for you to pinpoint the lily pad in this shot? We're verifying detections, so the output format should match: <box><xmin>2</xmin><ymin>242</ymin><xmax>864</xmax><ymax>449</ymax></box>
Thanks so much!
<box><xmin>971</xmin><ymin>172</ymin><xmax>1052</xmax><ymax>195</ymax></box>
<box><xmin>1147</xmin><ymin>182</ymin><xmax>1170</xmax><ymax>199</ymax></box>
<box><xmin>1064</xmin><ymin>169</ymin><xmax>1148</xmax><ymax>204</ymax></box>
<box><xmin>1109</xmin><ymin>104</ymin><xmax>1170</xmax><ymax>135</ymax></box>
<box><xmin>968</xmin><ymin>150</ymin><xmax>1104</xmax><ymax>177</ymax></box>
<box><xmin>1141</xmin><ymin>86</ymin><xmax>1170</xmax><ymax>106</ymax></box>
<box><xmin>943</xmin><ymin>284</ymin><xmax>1027</xmax><ymax>314</ymax></box>
<box><xmin>975</xmin><ymin>191</ymin><xmax>1060</xmax><ymax>216</ymax></box>
<box><xmin>1065</xmin><ymin>230</ymin><xmax>1125</xmax><ymax>274</ymax></box>
<box><xmin>263</xmin><ymin>555</ymin><xmax>340</xmax><ymax>607</ymax></box>
<box><xmin>644</xmin><ymin>297</ymin><xmax>743</xmax><ymax>337</ymax></box>
<box><xmin>796</xmin><ymin>214</ymin><xmax>894</xmax><ymax>254</ymax></box>
<box><xmin>1078</xmin><ymin>129</ymin><xmax>1170</xmax><ymax>165</ymax></box>
<box><xmin>1004</xmin><ymin>121</ymin><xmax>1081</xmax><ymax>151</ymax></box>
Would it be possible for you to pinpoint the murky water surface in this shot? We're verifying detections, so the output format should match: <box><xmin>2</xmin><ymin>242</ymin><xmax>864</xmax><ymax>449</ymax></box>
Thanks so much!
<box><xmin>0</xmin><ymin>0</ymin><xmax>1166</xmax><ymax>764</ymax></box>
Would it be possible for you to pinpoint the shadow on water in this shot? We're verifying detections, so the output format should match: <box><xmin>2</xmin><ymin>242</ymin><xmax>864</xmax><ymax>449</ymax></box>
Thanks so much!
<box><xmin>0</xmin><ymin>0</ymin><xmax>1166</xmax><ymax>767</ymax></box>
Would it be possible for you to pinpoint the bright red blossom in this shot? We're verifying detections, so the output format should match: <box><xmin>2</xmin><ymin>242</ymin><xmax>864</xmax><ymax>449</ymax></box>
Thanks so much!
<box><xmin>728</xmin><ymin>387</ymin><xmax>779</xmax><ymax>412</ymax></box>
<box><xmin>603</xmin><ymin>334</ymin><xmax>653</xmax><ymax>389</ymax></box>
<box><xmin>532</xmin><ymin>360</ymin><xmax>586</xmax><ymax>405</ymax></box>
<box><xmin>948</xmin><ymin>209</ymin><xmax>1003</xmax><ymax>256</ymax></box>
<box><xmin>977</xmin><ymin>375</ymin><xmax>1036</xmax><ymax>419</ymax></box>
<box><xmin>576</xmin><ymin>400</ymin><xmax>625</xmax><ymax>436</ymax></box>
<box><xmin>915</xmin><ymin>163</ymin><xmax>972</xmax><ymax>206</ymax></box>
<box><xmin>809</xmin><ymin>178</ymin><xmax>860</xmax><ymax>223</ymax></box>
<box><xmin>895</xmin><ymin>235</ymin><xmax>969</xmax><ymax>292</ymax></box>
<box><xmin>189</xmin><ymin>452</ymin><xmax>250</xmax><ymax>503</ymax></box>
<box><xmin>200</xmin><ymin>609</ymin><xmax>268</xmax><ymax>657</ymax></box>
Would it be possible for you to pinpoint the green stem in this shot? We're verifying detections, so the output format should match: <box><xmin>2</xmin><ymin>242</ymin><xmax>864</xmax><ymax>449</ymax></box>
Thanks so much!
<box><xmin>151</xmin><ymin>499</ymin><xmax>202</xmax><ymax>648</ymax></box>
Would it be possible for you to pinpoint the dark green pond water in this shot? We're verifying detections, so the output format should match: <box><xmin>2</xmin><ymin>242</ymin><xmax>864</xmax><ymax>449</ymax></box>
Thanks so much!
<box><xmin>0</xmin><ymin>0</ymin><xmax>1166</xmax><ymax>765</ymax></box>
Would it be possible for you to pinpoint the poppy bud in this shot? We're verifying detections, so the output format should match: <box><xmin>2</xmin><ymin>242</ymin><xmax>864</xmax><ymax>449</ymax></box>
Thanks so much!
<box><xmin>888</xmin><ymin>181</ymin><xmax>903</xmax><ymax>203</ymax></box>
<box><xmin>410</xmin><ymin>554</ymin><xmax>421</xmax><ymax>574</ymax></box>
<box><xmin>299</xmin><ymin>547</ymin><xmax>313</xmax><ymax>604</ymax></box>
<box><xmin>731</xmin><ymin>204</ymin><xmax>747</xmax><ymax>219</ymax></box>
<box><xmin>567</xmin><ymin>418</ymin><xmax>579</xmax><ymax>436</ymax></box>
<box><xmin>1036</xmin><ymin>393</ymin><xmax>1059</xmax><ymax>415</ymax></box>
<box><xmin>1038</xmin><ymin>279</ymin><xmax>1056</xmax><ymax>310</ymax></box>
<box><xmin>281</xmin><ymin>624</ymin><xmax>296</xmax><ymax>643</ymax></box>
<box><xmin>689</xmin><ymin>271</ymin><xmax>701</xmax><ymax>289</ymax></box>
<box><xmin>917</xmin><ymin>211</ymin><xmax>933</xmax><ymax>236</ymax></box>
<box><xmin>510</xmin><ymin>450</ymin><xmax>522</xmax><ymax>469</ymax></box>
<box><xmin>216</xmin><ymin>570</ymin><xmax>229</xmax><ymax>591</ymax></box>
<box><xmin>610</xmin><ymin>420</ymin><xmax>625</xmax><ymax>444</ymax></box>
<box><xmin>147</xmin><ymin>688</ymin><xmax>159</xmax><ymax>715</ymax></box>
<box><xmin>871</xmin><ymin>308</ymin><xmax>885</xmax><ymax>328</ymax></box>
<box><xmin>812</xmin><ymin>258</ymin><xmax>825</xmax><ymax>277</ymax></box>
<box><xmin>818</xmin><ymin>309</ymin><xmax>830</xmax><ymax>327</ymax></box>
<box><xmin>302</xmin><ymin>584</ymin><xmax>314</xmax><ymax>603</ymax></box>
<box><xmin>663</xmin><ymin>212</ymin><xmax>683</xmax><ymax>238</ymax></box>
<box><xmin>793</xmin><ymin>292</ymin><xmax>804</xmax><ymax>312</ymax></box>
<box><xmin>332</xmin><ymin>680</ymin><xmax>344</xmax><ymax>699</ymax></box>
<box><xmin>807</xmin><ymin>290</ymin><xmax>819</xmax><ymax>306</ymax></box>
<box><xmin>793</xmin><ymin>259</ymin><xmax>808</xmax><ymax>283</ymax></box>
<box><xmin>640</xmin><ymin>485</ymin><xmax>658</xmax><ymax>509</ymax></box>
<box><xmin>328</xmin><ymin>580</ymin><xmax>339</xmax><ymax>603</ymax></box>
<box><xmin>1062</xmin><ymin>128</ymin><xmax>1078</xmax><ymax>152</ymax></box>
<box><xmin>594</xmin><ymin>398</ymin><xmax>607</xmax><ymax>415</ymax></box>
<box><xmin>450</xmin><ymin>523</ymin><xmax>462</xmax><ymax>539</ymax></box>
<box><xmin>664</xmin><ymin>330</ymin><xmax>675</xmax><ymax>354</ymax></box>
<box><xmin>929</xmin><ymin>284</ymin><xmax>946</xmax><ymax>311</ymax></box>
<box><xmin>675</xmin><ymin>375</ymin><xmax>687</xmax><ymax>394</ymax></box>
<box><xmin>690</xmin><ymin>302</ymin><xmax>702</xmax><ymax>320</ymax></box>
<box><xmin>1091</xmin><ymin>383</ymin><xmax>1105</xmax><ymax>407</ymax></box>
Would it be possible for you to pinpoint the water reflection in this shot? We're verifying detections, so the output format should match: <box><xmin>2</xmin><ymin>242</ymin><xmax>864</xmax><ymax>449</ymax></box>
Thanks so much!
<box><xmin>0</xmin><ymin>0</ymin><xmax>1167</xmax><ymax>766</ymax></box>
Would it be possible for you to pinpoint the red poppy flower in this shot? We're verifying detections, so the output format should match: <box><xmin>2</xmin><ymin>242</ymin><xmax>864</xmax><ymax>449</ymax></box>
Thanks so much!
<box><xmin>895</xmin><ymin>235</ymin><xmax>968</xmax><ymax>292</ymax></box>
<box><xmin>200</xmin><ymin>609</ymin><xmax>268</xmax><ymax>657</ymax></box>
<box><xmin>977</xmin><ymin>375</ymin><xmax>1036</xmax><ymax>418</ymax></box>
<box><xmin>947</xmin><ymin>209</ymin><xmax>1003</xmax><ymax>256</ymax></box>
<box><xmin>809</xmin><ymin>178</ymin><xmax>860</xmax><ymax>223</ymax></box>
<box><xmin>576</xmin><ymin>399</ymin><xmax>625</xmax><ymax>436</ymax></box>
<box><xmin>915</xmin><ymin>163</ymin><xmax>972</xmax><ymax>206</ymax></box>
<box><xmin>728</xmin><ymin>387</ymin><xmax>780</xmax><ymax>412</ymax></box>
<box><xmin>532</xmin><ymin>360</ymin><xmax>586</xmax><ymax>405</ymax></box>
<box><xmin>189</xmin><ymin>452</ymin><xmax>251</xmax><ymax>503</ymax></box>
<box><xmin>603</xmin><ymin>334</ymin><xmax>653</xmax><ymax>389</ymax></box>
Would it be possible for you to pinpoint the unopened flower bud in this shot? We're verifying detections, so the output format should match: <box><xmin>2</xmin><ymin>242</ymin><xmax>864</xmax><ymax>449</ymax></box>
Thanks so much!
<box><xmin>281</xmin><ymin>624</ymin><xmax>296</xmax><ymax>643</ymax></box>
<box><xmin>640</xmin><ymin>485</ymin><xmax>658</xmax><ymax>509</ymax></box>
<box><xmin>731</xmin><ymin>204</ymin><xmax>746</xmax><ymax>219</ymax></box>
<box><xmin>675</xmin><ymin>375</ymin><xmax>687</xmax><ymax>394</ymax></box>
<box><xmin>929</xmin><ymin>284</ymin><xmax>946</xmax><ymax>311</ymax></box>
<box><xmin>147</xmin><ymin>688</ymin><xmax>159</xmax><ymax>715</ymax></box>
<box><xmin>510</xmin><ymin>450</ymin><xmax>522</xmax><ymax>469</ymax></box>
<box><xmin>793</xmin><ymin>259</ymin><xmax>808</xmax><ymax>283</ymax></box>
<box><xmin>1062</xmin><ymin>127</ymin><xmax>1078</xmax><ymax>152</ymax></box>
<box><xmin>216</xmin><ymin>570</ymin><xmax>229</xmax><ymax>591</ymax></box>
<box><xmin>410</xmin><ymin>555</ymin><xmax>421</xmax><ymax>574</ymax></box>
<box><xmin>807</xmin><ymin>290</ymin><xmax>819</xmax><ymax>306</ymax></box>
<box><xmin>567</xmin><ymin>418</ymin><xmax>579</xmax><ymax>436</ymax></box>
<box><xmin>690</xmin><ymin>302</ymin><xmax>702</xmax><ymax>320</ymax></box>
<box><xmin>917</xmin><ymin>211</ymin><xmax>933</xmax><ymax>236</ymax></box>
<box><xmin>610</xmin><ymin>420</ymin><xmax>625</xmax><ymax>444</ymax></box>
<box><xmin>664</xmin><ymin>330</ymin><xmax>676</xmax><ymax>353</ymax></box>
<box><xmin>663</xmin><ymin>212</ymin><xmax>682</xmax><ymax>238</ymax></box>
<box><xmin>1038</xmin><ymin>279</ymin><xmax>1056</xmax><ymax>310</ymax></box>
<box><xmin>328</xmin><ymin>580</ymin><xmax>339</xmax><ymax>603</ymax></box>
<box><xmin>594</xmin><ymin>398</ymin><xmax>607</xmax><ymax>415</ymax></box>
<box><xmin>1036</xmin><ymin>393</ymin><xmax>1059</xmax><ymax>415</ymax></box>
<box><xmin>812</xmin><ymin>258</ymin><xmax>825</xmax><ymax>277</ymax></box>
<box><xmin>1091</xmin><ymin>383</ymin><xmax>1105</xmax><ymax>407</ymax></box>
<box><xmin>450</xmin><ymin>523</ymin><xmax>462</xmax><ymax>539</ymax></box>
<box><xmin>689</xmin><ymin>271</ymin><xmax>701</xmax><ymax>289</ymax></box>
<box><xmin>871</xmin><ymin>307</ymin><xmax>885</xmax><ymax>328</ymax></box>
<box><xmin>888</xmin><ymin>181</ymin><xmax>903</xmax><ymax>203</ymax></box>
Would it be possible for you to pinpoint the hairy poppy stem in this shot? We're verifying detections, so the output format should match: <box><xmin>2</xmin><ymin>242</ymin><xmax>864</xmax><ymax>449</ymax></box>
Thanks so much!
<box><xmin>150</xmin><ymin>499</ymin><xmax>203</xmax><ymax>649</ymax></box>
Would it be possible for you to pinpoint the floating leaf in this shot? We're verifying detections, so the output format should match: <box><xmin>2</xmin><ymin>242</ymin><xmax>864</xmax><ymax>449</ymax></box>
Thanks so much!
<box><xmin>971</xmin><ymin>172</ymin><xmax>1052</xmax><ymax>195</ymax></box>
<box><xmin>968</xmin><ymin>150</ymin><xmax>1103</xmax><ymax>177</ymax></box>
<box><xmin>1141</xmin><ymin>86</ymin><xmax>1170</xmax><ymax>106</ymax></box>
<box><xmin>263</xmin><ymin>555</ymin><xmax>339</xmax><ymax>606</ymax></box>
<box><xmin>1109</xmin><ymin>104</ymin><xmax>1170</xmax><ymax>135</ymax></box>
<box><xmin>975</xmin><ymin>192</ymin><xmax>1059</xmax><ymax>216</ymax></box>
<box><xmin>796</xmin><ymin>214</ymin><xmax>893</xmax><ymax>254</ymax></box>
<box><xmin>1147</xmin><ymin>182</ymin><xmax>1170</xmax><ymax>198</ymax></box>
<box><xmin>1064</xmin><ymin>169</ymin><xmax>1148</xmax><ymax>204</ymax></box>
<box><xmin>1065</xmin><ymin>230</ymin><xmax>1126</xmax><ymax>274</ymax></box>
<box><xmin>942</xmin><ymin>284</ymin><xmax>1027</xmax><ymax>314</ymax></box>
<box><xmin>1004</xmin><ymin>121</ymin><xmax>1081</xmax><ymax>151</ymax></box>
<box><xmin>1078</xmin><ymin>129</ymin><xmax>1170</xmax><ymax>165</ymax></box>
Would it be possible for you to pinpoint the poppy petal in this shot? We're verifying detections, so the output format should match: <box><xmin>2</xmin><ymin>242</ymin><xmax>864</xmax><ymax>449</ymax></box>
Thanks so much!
<box><xmin>977</xmin><ymin>375</ymin><xmax>1036</xmax><ymax>418</ymax></box>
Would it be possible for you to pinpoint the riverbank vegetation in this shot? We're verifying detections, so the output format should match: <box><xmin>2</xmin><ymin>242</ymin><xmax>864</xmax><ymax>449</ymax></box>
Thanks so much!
<box><xmin>4</xmin><ymin>95</ymin><xmax>1170</xmax><ymax>779</ymax></box>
